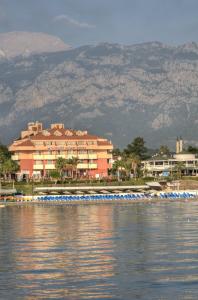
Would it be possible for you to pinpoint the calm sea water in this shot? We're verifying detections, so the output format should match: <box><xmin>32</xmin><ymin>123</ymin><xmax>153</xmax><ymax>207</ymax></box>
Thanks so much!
<box><xmin>1</xmin><ymin>202</ymin><xmax>198</xmax><ymax>299</ymax></box>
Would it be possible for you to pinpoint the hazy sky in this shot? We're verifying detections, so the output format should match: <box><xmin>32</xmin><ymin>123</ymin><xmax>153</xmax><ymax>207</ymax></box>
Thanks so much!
<box><xmin>0</xmin><ymin>0</ymin><xmax>198</xmax><ymax>46</ymax></box>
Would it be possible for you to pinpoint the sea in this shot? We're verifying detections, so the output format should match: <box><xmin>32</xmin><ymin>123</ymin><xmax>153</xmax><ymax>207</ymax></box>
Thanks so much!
<box><xmin>1</xmin><ymin>201</ymin><xmax>198</xmax><ymax>299</ymax></box>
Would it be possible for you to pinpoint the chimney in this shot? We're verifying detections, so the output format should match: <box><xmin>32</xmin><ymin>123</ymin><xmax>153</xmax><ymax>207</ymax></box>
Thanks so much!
<box><xmin>51</xmin><ymin>123</ymin><xmax>64</xmax><ymax>129</ymax></box>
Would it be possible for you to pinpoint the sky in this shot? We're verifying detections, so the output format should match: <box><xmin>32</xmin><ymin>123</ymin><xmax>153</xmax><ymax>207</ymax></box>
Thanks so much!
<box><xmin>0</xmin><ymin>0</ymin><xmax>198</xmax><ymax>47</ymax></box>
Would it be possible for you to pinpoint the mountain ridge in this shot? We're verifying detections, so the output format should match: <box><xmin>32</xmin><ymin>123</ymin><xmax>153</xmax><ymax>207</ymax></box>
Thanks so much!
<box><xmin>0</xmin><ymin>41</ymin><xmax>198</xmax><ymax>149</ymax></box>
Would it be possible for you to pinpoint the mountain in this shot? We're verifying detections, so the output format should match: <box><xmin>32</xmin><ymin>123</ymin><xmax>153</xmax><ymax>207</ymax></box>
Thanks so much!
<box><xmin>0</xmin><ymin>32</ymin><xmax>71</xmax><ymax>58</ymax></box>
<box><xmin>1</xmin><ymin>41</ymin><xmax>198</xmax><ymax>148</ymax></box>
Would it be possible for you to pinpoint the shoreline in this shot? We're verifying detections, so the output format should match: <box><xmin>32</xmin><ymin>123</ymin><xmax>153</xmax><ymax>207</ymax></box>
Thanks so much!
<box><xmin>1</xmin><ymin>190</ymin><xmax>198</xmax><ymax>206</ymax></box>
<box><xmin>1</xmin><ymin>197</ymin><xmax>198</xmax><ymax>206</ymax></box>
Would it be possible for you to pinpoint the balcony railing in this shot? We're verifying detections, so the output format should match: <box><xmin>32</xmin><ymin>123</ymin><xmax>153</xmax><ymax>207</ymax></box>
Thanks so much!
<box><xmin>45</xmin><ymin>164</ymin><xmax>55</xmax><ymax>170</ymax></box>
<box><xmin>33</xmin><ymin>154</ymin><xmax>56</xmax><ymax>160</ymax></box>
<box><xmin>78</xmin><ymin>153</ymin><xmax>97</xmax><ymax>159</ymax></box>
<box><xmin>77</xmin><ymin>163</ymin><xmax>97</xmax><ymax>169</ymax></box>
<box><xmin>33</xmin><ymin>164</ymin><xmax>43</xmax><ymax>170</ymax></box>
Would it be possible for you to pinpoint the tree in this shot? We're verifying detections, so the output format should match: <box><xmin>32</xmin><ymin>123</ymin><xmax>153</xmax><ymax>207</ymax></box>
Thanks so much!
<box><xmin>158</xmin><ymin>145</ymin><xmax>170</xmax><ymax>156</ymax></box>
<box><xmin>0</xmin><ymin>143</ymin><xmax>19</xmax><ymax>180</ymax></box>
<box><xmin>173</xmin><ymin>162</ymin><xmax>185</xmax><ymax>179</ymax></box>
<box><xmin>125</xmin><ymin>153</ymin><xmax>141</xmax><ymax>179</ymax></box>
<box><xmin>55</xmin><ymin>157</ymin><xmax>79</xmax><ymax>180</ymax></box>
<box><xmin>0</xmin><ymin>158</ymin><xmax>19</xmax><ymax>180</ymax></box>
<box><xmin>0</xmin><ymin>143</ymin><xmax>11</xmax><ymax>164</ymax></box>
<box><xmin>49</xmin><ymin>170</ymin><xmax>60</xmax><ymax>184</ymax></box>
<box><xmin>187</xmin><ymin>145</ymin><xmax>198</xmax><ymax>154</ymax></box>
<box><xmin>124</xmin><ymin>137</ymin><xmax>148</xmax><ymax>159</ymax></box>
<box><xmin>112</xmin><ymin>148</ymin><xmax>122</xmax><ymax>157</ymax></box>
<box><xmin>55</xmin><ymin>157</ymin><xmax>67</xmax><ymax>178</ymax></box>
<box><xmin>112</xmin><ymin>159</ymin><xmax>127</xmax><ymax>181</ymax></box>
<box><xmin>66</xmin><ymin>157</ymin><xmax>79</xmax><ymax>179</ymax></box>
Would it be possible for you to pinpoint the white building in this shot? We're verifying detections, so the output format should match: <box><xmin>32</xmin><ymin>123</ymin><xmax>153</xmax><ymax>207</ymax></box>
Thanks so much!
<box><xmin>142</xmin><ymin>153</ymin><xmax>198</xmax><ymax>177</ymax></box>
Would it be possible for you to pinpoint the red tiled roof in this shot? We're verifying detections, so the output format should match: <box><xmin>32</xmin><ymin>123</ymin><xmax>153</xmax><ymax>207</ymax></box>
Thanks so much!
<box><xmin>17</xmin><ymin>140</ymin><xmax>35</xmax><ymax>147</ymax></box>
<box><xmin>98</xmin><ymin>141</ymin><xmax>112</xmax><ymax>146</ymax></box>
<box><xmin>31</xmin><ymin>128</ymin><xmax>99</xmax><ymax>140</ymax></box>
<box><xmin>11</xmin><ymin>127</ymin><xmax>113</xmax><ymax>149</ymax></box>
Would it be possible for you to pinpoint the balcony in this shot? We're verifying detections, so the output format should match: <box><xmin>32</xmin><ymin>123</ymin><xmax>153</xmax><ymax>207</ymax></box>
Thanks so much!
<box><xmin>78</xmin><ymin>153</ymin><xmax>97</xmax><ymax>159</ymax></box>
<box><xmin>56</xmin><ymin>154</ymin><xmax>67</xmax><ymax>159</ymax></box>
<box><xmin>186</xmin><ymin>164</ymin><xmax>197</xmax><ymax>168</ymax></box>
<box><xmin>89</xmin><ymin>163</ymin><xmax>97</xmax><ymax>169</ymax></box>
<box><xmin>77</xmin><ymin>163</ymin><xmax>97</xmax><ymax>169</ymax></box>
<box><xmin>147</xmin><ymin>166</ymin><xmax>169</xmax><ymax>171</ymax></box>
<box><xmin>33</xmin><ymin>154</ymin><xmax>56</xmax><ymax>160</ymax></box>
<box><xmin>66</xmin><ymin>154</ymin><xmax>76</xmax><ymax>159</ymax></box>
<box><xmin>45</xmin><ymin>164</ymin><xmax>55</xmax><ymax>170</ymax></box>
<box><xmin>98</xmin><ymin>153</ymin><xmax>112</xmax><ymax>159</ymax></box>
<box><xmin>33</xmin><ymin>164</ymin><xmax>43</xmax><ymax>170</ymax></box>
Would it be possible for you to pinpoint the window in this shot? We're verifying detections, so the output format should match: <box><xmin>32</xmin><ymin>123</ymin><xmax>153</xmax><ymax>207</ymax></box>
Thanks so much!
<box><xmin>88</xmin><ymin>150</ymin><xmax>94</xmax><ymax>154</ymax></box>
<box><xmin>170</xmin><ymin>161</ymin><xmax>177</xmax><ymax>165</ymax></box>
<box><xmin>67</xmin><ymin>141</ymin><xmax>76</xmax><ymax>146</ymax></box>
<box><xmin>45</xmin><ymin>141</ymin><xmax>53</xmax><ymax>146</ymax></box>
<box><xmin>78</xmin><ymin>150</ymin><xmax>87</xmax><ymax>154</ymax></box>
<box><xmin>77</xmin><ymin>141</ymin><xmax>85</xmax><ymax>146</ymax></box>
<box><xmin>87</xmin><ymin>141</ymin><xmax>95</xmax><ymax>145</ymax></box>
<box><xmin>155</xmin><ymin>161</ymin><xmax>163</xmax><ymax>166</ymax></box>
<box><xmin>56</xmin><ymin>141</ymin><xmax>65</xmax><ymax>146</ymax></box>
<box><xmin>34</xmin><ymin>141</ymin><xmax>43</xmax><ymax>146</ymax></box>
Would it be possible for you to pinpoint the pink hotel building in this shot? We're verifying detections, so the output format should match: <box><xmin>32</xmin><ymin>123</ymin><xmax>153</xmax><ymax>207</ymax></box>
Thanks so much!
<box><xmin>9</xmin><ymin>122</ymin><xmax>113</xmax><ymax>179</ymax></box>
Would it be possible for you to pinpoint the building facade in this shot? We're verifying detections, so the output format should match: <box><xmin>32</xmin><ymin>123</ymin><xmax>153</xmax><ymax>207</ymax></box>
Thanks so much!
<box><xmin>142</xmin><ymin>153</ymin><xmax>198</xmax><ymax>177</ymax></box>
<box><xmin>9</xmin><ymin>122</ymin><xmax>113</xmax><ymax>179</ymax></box>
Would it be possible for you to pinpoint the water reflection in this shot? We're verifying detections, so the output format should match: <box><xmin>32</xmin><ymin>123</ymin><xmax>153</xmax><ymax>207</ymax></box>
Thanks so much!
<box><xmin>1</xmin><ymin>202</ymin><xmax>198</xmax><ymax>299</ymax></box>
<box><xmin>0</xmin><ymin>205</ymin><xmax>116</xmax><ymax>299</ymax></box>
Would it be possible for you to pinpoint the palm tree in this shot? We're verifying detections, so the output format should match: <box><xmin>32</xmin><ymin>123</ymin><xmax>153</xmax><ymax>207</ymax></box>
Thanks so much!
<box><xmin>173</xmin><ymin>161</ymin><xmax>185</xmax><ymax>179</ymax></box>
<box><xmin>55</xmin><ymin>157</ymin><xmax>79</xmax><ymax>180</ymax></box>
<box><xmin>49</xmin><ymin>170</ymin><xmax>60</xmax><ymax>184</ymax></box>
<box><xmin>55</xmin><ymin>157</ymin><xmax>67</xmax><ymax>179</ymax></box>
<box><xmin>66</xmin><ymin>157</ymin><xmax>79</xmax><ymax>179</ymax></box>
<box><xmin>125</xmin><ymin>153</ymin><xmax>140</xmax><ymax>179</ymax></box>
<box><xmin>112</xmin><ymin>159</ymin><xmax>127</xmax><ymax>181</ymax></box>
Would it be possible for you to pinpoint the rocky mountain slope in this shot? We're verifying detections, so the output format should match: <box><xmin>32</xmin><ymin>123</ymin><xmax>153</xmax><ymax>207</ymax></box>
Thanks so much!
<box><xmin>0</xmin><ymin>32</ymin><xmax>71</xmax><ymax>58</ymax></box>
<box><xmin>0</xmin><ymin>41</ymin><xmax>198</xmax><ymax>148</ymax></box>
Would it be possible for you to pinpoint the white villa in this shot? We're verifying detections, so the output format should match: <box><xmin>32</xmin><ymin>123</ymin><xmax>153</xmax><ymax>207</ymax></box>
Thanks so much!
<box><xmin>141</xmin><ymin>138</ymin><xmax>198</xmax><ymax>177</ymax></box>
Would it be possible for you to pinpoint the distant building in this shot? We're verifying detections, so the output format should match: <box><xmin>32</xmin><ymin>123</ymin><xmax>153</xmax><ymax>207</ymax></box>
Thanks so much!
<box><xmin>142</xmin><ymin>153</ymin><xmax>198</xmax><ymax>177</ymax></box>
<box><xmin>142</xmin><ymin>138</ymin><xmax>198</xmax><ymax>177</ymax></box>
<box><xmin>9</xmin><ymin>122</ymin><xmax>113</xmax><ymax>179</ymax></box>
